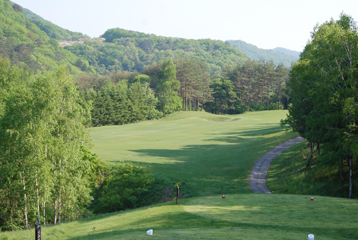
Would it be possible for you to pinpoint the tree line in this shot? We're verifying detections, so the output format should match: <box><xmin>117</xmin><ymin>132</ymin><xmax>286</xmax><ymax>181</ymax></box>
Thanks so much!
<box><xmin>0</xmin><ymin>57</ymin><xmax>94</xmax><ymax>230</ymax></box>
<box><xmin>282</xmin><ymin>13</ymin><xmax>358</xmax><ymax>198</ymax></box>
<box><xmin>77</xmin><ymin>57</ymin><xmax>290</xmax><ymax>127</ymax></box>
<box><xmin>77</xmin><ymin>58</ymin><xmax>289</xmax><ymax>126</ymax></box>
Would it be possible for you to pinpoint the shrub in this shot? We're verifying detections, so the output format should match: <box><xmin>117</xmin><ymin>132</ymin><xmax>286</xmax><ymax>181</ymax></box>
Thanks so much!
<box><xmin>90</xmin><ymin>163</ymin><xmax>154</xmax><ymax>213</ymax></box>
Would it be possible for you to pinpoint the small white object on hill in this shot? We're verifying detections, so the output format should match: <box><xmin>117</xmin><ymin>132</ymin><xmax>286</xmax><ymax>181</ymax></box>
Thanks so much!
<box><xmin>146</xmin><ymin>229</ymin><xmax>153</xmax><ymax>235</ymax></box>
<box><xmin>308</xmin><ymin>234</ymin><xmax>314</xmax><ymax>240</ymax></box>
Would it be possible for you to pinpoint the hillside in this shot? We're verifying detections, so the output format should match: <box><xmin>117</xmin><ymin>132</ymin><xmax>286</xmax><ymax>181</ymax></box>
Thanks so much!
<box><xmin>0</xmin><ymin>0</ymin><xmax>92</xmax><ymax>73</ymax></box>
<box><xmin>226</xmin><ymin>40</ymin><xmax>299</xmax><ymax>67</ymax></box>
<box><xmin>20</xmin><ymin>4</ymin><xmax>88</xmax><ymax>41</ymax></box>
<box><xmin>64</xmin><ymin>28</ymin><xmax>250</xmax><ymax>76</ymax></box>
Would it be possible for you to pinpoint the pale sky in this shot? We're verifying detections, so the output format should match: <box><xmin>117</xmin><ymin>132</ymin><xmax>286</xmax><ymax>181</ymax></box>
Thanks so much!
<box><xmin>12</xmin><ymin>0</ymin><xmax>358</xmax><ymax>52</ymax></box>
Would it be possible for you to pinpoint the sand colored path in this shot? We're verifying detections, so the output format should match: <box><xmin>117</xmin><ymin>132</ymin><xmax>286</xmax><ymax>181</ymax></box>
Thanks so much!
<box><xmin>249</xmin><ymin>137</ymin><xmax>305</xmax><ymax>193</ymax></box>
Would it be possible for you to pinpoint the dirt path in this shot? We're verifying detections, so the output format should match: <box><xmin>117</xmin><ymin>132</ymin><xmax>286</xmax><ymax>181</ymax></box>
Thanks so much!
<box><xmin>249</xmin><ymin>137</ymin><xmax>305</xmax><ymax>193</ymax></box>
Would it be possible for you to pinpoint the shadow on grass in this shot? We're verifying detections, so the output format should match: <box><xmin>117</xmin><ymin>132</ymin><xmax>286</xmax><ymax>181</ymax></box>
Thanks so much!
<box><xmin>67</xmin><ymin>207</ymin><xmax>356</xmax><ymax>240</ymax></box>
<box><xmin>117</xmin><ymin>126</ymin><xmax>297</xmax><ymax>196</ymax></box>
<box><xmin>130</xmin><ymin>125</ymin><xmax>287</xmax><ymax>161</ymax></box>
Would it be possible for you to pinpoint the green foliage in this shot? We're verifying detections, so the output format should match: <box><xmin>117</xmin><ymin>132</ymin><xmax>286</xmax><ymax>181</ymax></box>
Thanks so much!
<box><xmin>90</xmin><ymin>163</ymin><xmax>154</xmax><ymax>213</ymax></box>
<box><xmin>207</xmin><ymin>59</ymin><xmax>290</xmax><ymax>114</ymax></box>
<box><xmin>0</xmin><ymin>0</ymin><xmax>89</xmax><ymax>73</ymax></box>
<box><xmin>282</xmin><ymin>13</ymin><xmax>358</xmax><ymax>198</ymax></box>
<box><xmin>205</xmin><ymin>78</ymin><xmax>237</xmax><ymax>114</ymax></box>
<box><xmin>65</xmin><ymin>28</ymin><xmax>249</xmax><ymax>76</ymax></box>
<box><xmin>87</xmin><ymin>80</ymin><xmax>162</xmax><ymax>126</ymax></box>
<box><xmin>174</xmin><ymin>57</ymin><xmax>212</xmax><ymax>111</ymax></box>
<box><xmin>226</xmin><ymin>40</ymin><xmax>298</xmax><ymax>67</ymax></box>
<box><xmin>0</xmin><ymin>60</ymin><xmax>94</xmax><ymax>230</ymax></box>
<box><xmin>156</xmin><ymin>59</ymin><xmax>182</xmax><ymax>113</ymax></box>
<box><xmin>101</xmin><ymin>28</ymin><xmax>147</xmax><ymax>42</ymax></box>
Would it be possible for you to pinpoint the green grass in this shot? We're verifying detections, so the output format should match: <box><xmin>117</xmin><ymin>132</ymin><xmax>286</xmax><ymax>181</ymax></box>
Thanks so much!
<box><xmin>5</xmin><ymin>111</ymin><xmax>358</xmax><ymax>239</ymax></box>
<box><xmin>267</xmin><ymin>140</ymin><xmax>357</xmax><ymax>198</ymax></box>
<box><xmin>90</xmin><ymin>110</ymin><xmax>297</xmax><ymax>196</ymax></box>
<box><xmin>3</xmin><ymin>194</ymin><xmax>358</xmax><ymax>239</ymax></box>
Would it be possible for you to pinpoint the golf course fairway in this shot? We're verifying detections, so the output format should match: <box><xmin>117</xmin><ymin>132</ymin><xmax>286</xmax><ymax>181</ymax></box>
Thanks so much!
<box><xmin>90</xmin><ymin>110</ymin><xmax>297</xmax><ymax>196</ymax></box>
<box><xmin>3</xmin><ymin>111</ymin><xmax>358</xmax><ymax>239</ymax></box>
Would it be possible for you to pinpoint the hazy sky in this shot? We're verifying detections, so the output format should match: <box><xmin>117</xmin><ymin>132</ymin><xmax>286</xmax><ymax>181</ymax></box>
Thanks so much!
<box><xmin>12</xmin><ymin>0</ymin><xmax>358</xmax><ymax>52</ymax></box>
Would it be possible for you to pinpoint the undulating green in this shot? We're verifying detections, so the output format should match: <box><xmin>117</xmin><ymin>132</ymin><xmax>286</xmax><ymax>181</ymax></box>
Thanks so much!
<box><xmin>90</xmin><ymin>111</ymin><xmax>298</xmax><ymax>197</ymax></box>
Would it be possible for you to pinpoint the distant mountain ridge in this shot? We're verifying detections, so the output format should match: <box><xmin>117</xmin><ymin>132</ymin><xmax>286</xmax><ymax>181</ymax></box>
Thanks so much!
<box><xmin>226</xmin><ymin>40</ymin><xmax>300</xmax><ymax>67</ymax></box>
<box><xmin>272</xmin><ymin>47</ymin><xmax>300</xmax><ymax>58</ymax></box>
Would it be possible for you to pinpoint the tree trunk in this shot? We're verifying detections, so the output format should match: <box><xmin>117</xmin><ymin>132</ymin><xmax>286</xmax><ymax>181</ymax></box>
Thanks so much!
<box><xmin>54</xmin><ymin>200</ymin><xmax>57</xmax><ymax>224</ymax></box>
<box><xmin>340</xmin><ymin>159</ymin><xmax>344</xmax><ymax>181</ymax></box>
<box><xmin>59</xmin><ymin>159</ymin><xmax>62</xmax><ymax>223</ymax></box>
<box><xmin>43</xmin><ymin>201</ymin><xmax>46</xmax><ymax>226</ymax></box>
<box><xmin>278</xmin><ymin>86</ymin><xmax>281</xmax><ymax>110</ymax></box>
<box><xmin>316</xmin><ymin>143</ymin><xmax>320</xmax><ymax>155</ymax></box>
<box><xmin>59</xmin><ymin>189</ymin><xmax>61</xmax><ymax>223</ymax></box>
<box><xmin>286</xmin><ymin>96</ymin><xmax>289</xmax><ymax>109</ymax></box>
<box><xmin>23</xmin><ymin>175</ymin><xmax>28</xmax><ymax>229</ymax></box>
<box><xmin>306</xmin><ymin>142</ymin><xmax>314</xmax><ymax>168</ymax></box>
<box><xmin>349</xmin><ymin>158</ymin><xmax>353</xmax><ymax>199</ymax></box>
<box><xmin>36</xmin><ymin>169</ymin><xmax>40</xmax><ymax>220</ymax></box>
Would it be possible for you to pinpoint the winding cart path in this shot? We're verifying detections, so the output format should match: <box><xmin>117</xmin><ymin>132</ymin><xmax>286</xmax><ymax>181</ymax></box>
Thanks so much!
<box><xmin>249</xmin><ymin>137</ymin><xmax>305</xmax><ymax>193</ymax></box>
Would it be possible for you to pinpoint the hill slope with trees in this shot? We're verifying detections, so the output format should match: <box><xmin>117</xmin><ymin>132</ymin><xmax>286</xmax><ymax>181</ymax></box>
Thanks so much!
<box><xmin>0</xmin><ymin>0</ymin><xmax>92</xmax><ymax>73</ymax></box>
<box><xmin>20</xmin><ymin>5</ymin><xmax>88</xmax><ymax>41</ymax></box>
<box><xmin>64</xmin><ymin>28</ymin><xmax>250</xmax><ymax>76</ymax></box>
<box><xmin>226</xmin><ymin>40</ymin><xmax>299</xmax><ymax>67</ymax></box>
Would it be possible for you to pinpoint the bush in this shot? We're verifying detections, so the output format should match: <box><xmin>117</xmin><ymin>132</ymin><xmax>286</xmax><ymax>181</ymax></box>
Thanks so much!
<box><xmin>90</xmin><ymin>163</ymin><xmax>154</xmax><ymax>213</ymax></box>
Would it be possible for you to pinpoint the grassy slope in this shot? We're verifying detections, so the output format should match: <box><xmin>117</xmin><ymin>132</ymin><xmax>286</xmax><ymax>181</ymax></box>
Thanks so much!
<box><xmin>90</xmin><ymin>111</ymin><xmax>297</xmax><ymax>196</ymax></box>
<box><xmin>4</xmin><ymin>194</ymin><xmax>358</xmax><ymax>239</ymax></box>
<box><xmin>4</xmin><ymin>111</ymin><xmax>358</xmax><ymax>239</ymax></box>
<box><xmin>267</xmin><ymin>140</ymin><xmax>357</xmax><ymax>198</ymax></box>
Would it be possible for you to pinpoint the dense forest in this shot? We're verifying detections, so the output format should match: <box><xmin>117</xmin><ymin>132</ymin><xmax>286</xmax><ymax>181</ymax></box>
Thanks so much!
<box><xmin>282</xmin><ymin>13</ymin><xmax>358</xmax><ymax>198</ymax></box>
<box><xmin>64</xmin><ymin>28</ymin><xmax>249</xmax><ymax>76</ymax></box>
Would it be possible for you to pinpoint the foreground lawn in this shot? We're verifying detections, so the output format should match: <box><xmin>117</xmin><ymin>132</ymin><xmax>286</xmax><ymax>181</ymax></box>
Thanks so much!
<box><xmin>4</xmin><ymin>194</ymin><xmax>357</xmax><ymax>239</ymax></box>
<box><xmin>90</xmin><ymin>110</ymin><xmax>297</xmax><ymax>196</ymax></box>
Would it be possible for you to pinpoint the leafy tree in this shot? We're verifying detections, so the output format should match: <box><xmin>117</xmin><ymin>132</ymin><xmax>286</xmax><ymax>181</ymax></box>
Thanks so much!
<box><xmin>282</xmin><ymin>13</ymin><xmax>358</xmax><ymax>198</ymax></box>
<box><xmin>205</xmin><ymin>78</ymin><xmax>237</xmax><ymax>114</ymax></box>
<box><xmin>0</xmin><ymin>63</ymin><xmax>94</xmax><ymax>229</ymax></box>
<box><xmin>156</xmin><ymin>59</ymin><xmax>182</xmax><ymax>113</ymax></box>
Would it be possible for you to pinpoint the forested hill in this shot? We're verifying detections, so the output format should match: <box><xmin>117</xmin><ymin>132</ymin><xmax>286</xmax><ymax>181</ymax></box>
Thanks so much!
<box><xmin>226</xmin><ymin>40</ymin><xmax>299</xmax><ymax>67</ymax></box>
<box><xmin>0</xmin><ymin>0</ymin><xmax>93</xmax><ymax>73</ymax></box>
<box><xmin>20</xmin><ymin>4</ymin><xmax>88</xmax><ymax>41</ymax></box>
<box><xmin>64</xmin><ymin>28</ymin><xmax>250</xmax><ymax>76</ymax></box>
